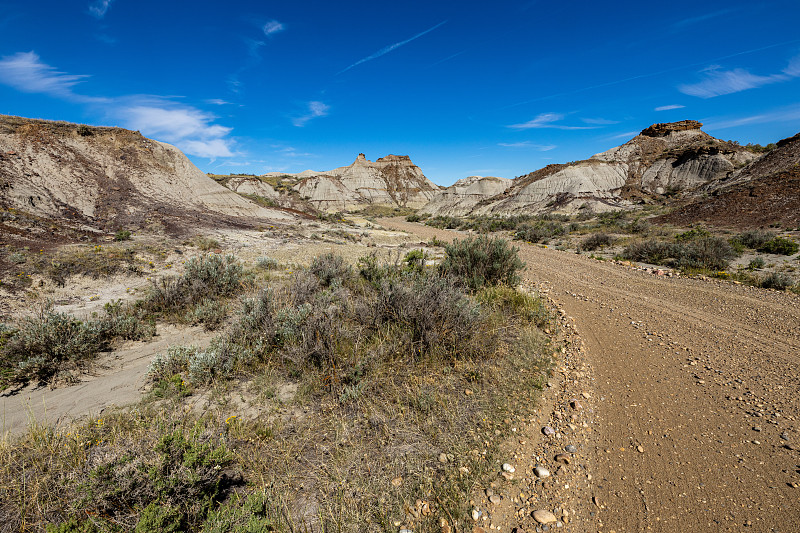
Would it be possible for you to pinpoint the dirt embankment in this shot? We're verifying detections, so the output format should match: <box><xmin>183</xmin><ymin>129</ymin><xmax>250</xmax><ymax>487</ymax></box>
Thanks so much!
<box><xmin>385</xmin><ymin>218</ymin><xmax>800</xmax><ymax>532</ymax></box>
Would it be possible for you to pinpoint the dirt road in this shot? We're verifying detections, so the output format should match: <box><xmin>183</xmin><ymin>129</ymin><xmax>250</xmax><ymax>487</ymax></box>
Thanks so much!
<box><xmin>383</xmin><ymin>218</ymin><xmax>800</xmax><ymax>532</ymax></box>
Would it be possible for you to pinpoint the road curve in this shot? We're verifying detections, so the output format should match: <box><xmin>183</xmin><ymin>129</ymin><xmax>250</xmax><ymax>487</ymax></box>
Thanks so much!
<box><xmin>383</xmin><ymin>218</ymin><xmax>800</xmax><ymax>532</ymax></box>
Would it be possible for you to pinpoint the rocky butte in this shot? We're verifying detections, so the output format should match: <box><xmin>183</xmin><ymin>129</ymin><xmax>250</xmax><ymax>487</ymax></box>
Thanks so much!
<box><xmin>270</xmin><ymin>153</ymin><xmax>440</xmax><ymax>212</ymax></box>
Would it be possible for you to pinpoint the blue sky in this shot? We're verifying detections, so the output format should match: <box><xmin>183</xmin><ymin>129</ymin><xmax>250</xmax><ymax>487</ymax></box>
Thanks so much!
<box><xmin>1</xmin><ymin>1</ymin><xmax>799</xmax><ymax>185</ymax></box>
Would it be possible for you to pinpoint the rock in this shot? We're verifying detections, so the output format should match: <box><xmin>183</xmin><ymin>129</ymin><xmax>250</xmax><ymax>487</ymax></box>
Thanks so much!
<box><xmin>471</xmin><ymin>508</ymin><xmax>482</xmax><ymax>521</ymax></box>
<box><xmin>485</xmin><ymin>488</ymin><xmax>494</xmax><ymax>497</ymax></box>
<box><xmin>555</xmin><ymin>454</ymin><xmax>571</xmax><ymax>464</ymax></box>
<box><xmin>391</xmin><ymin>477</ymin><xmax>403</xmax><ymax>487</ymax></box>
<box><xmin>569</xmin><ymin>400</ymin><xmax>582</xmax><ymax>410</ymax></box>
<box><xmin>532</xmin><ymin>510</ymin><xmax>557</xmax><ymax>524</ymax></box>
<box><xmin>292</xmin><ymin>153</ymin><xmax>438</xmax><ymax>212</ymax></box>
<box><xmin>564</xmin><ymin>444</ymin><xmax>577</xmax><ymax>453</ymax></box>
<box><xmin>501</xmin><ymin>471</ymin><xmax>514</xmax><ymax>481</ymax></box>
<box><xmin>502</xmin><ymin>463</ymin><xmax>516</xmax><ymax>473</ymax></box>
<box><xmin>465</xmin><ymin>389</ymin><xmax>474</xmax><ymax>396</ymax></box>
<box><xmin>489</xmin><ymin>494</ymin><xmax>502</xmax><ymax>504</ymax></box>
<box><xmin>438</xmin><ymin>453</ymin><xmax>448</xmax><ymax>463</ymax></box>
<box><xmin>534</xmin><ymin>466</ymin><xmax>550</xmax><ymax>478</ymax></box>
<box><xmin>542</xmin><ymin>426</ymin><xmax>555</xmax><ymax>436</ymax></box>
<box><xmin>420</xmin><ymin>175</ymin><xmax>512</xmax><ymax>218</ymax></box>
<box><xmin>637</xmin><ymin>445</ymin><xmax>644</xmax><ymax>453</ymax></box>
<box><xmin>780</xmin><ymin>432</ymin><xmax>790</xmax><ymax>441</ymax></box>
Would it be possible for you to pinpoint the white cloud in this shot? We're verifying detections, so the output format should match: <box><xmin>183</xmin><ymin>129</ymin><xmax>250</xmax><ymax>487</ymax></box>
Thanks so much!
<box><xmin>581</xmin><ymin>117</ymin><xmax>619</xmax><ymax>125</ymax></box>
<box><xmin>262</xmin><ymin>20</ymin><xmax>285</xmax><ymax>36</ymax></box>
<box><xmin>88</xmin><ymin>0</ymin><xmax>113</xmax><ymax>19</ymax></box>
<box><xmin>205</xmin><ymin>98</ymin><xmax>232</xmax><ymax>105</ymax></box>
<box><xmin>679</xmin><ymin>54</ymin><xmax>800</xmax><ymax>99</ymax></box>
<box><xmin>704</xmin><ymin>104</ymin><xmax>800</xmax><ymax>131</ymax></box>
<box><xmin>292</xmin><ymin>101</ymin><xmax>330</xmax><ymax>127</ymax></box>
<box><xmin>678</xmin><ymin>67</ymin><xmax>786</xmax><ymax>98</ymax></box>
<box><xmin>508</xmin><ymin>113</ymin><xmax>597</xmax><ymax>130</ymax></box>
<box><xmin>0</xmin><ymin>51</ymin><xmax>236</xmax><ymax>159</ymax></box>
<box><xmin>608</xmin><ymin>131</ymin><xmax>639</xmax><ymax>140</ymax></box>
<box><xmin>655</xmin><ymin>104</ymin><xmax>685</xmax><ymax>111</ymax></box>
<box><xmin>339</xmin><ymin>20</ymin><xmax>447</xmax><ymax>74</ymax></box>
<box><xmin>498</xmin><ymin>141</ymin><xmax>556</xmax><ymax>151</ymax></box>
<box><xmin>113</xmin><ymin>99</ymin><xmax>235</xmax><ymax>157</ymax></box>
<box><xmin>0</xmin><ymin>51</ymin><xmax>103</xmax><ymax>102</ymax></box>
<box><xmin>784</xmin><ymin>55</ymin><xmax>800</xmax><ymax>77</ymax></box>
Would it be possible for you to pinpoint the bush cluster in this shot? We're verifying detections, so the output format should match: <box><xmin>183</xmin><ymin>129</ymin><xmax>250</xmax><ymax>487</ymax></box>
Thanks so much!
<box><xmin>141</xmin><ymin>254</ymin><xmax>249</xmax><ymax>316</ymax></box>
<box><xmin>439</xmin><ymin>235</ymin><xmax>525</xmax><ymax>290</ymax></box>
<box><xmin>623</xmin><ymin>235</ymin><xmax>738</xmax><ymax>271</ymax></box>
<box><xmin>514</xmin><ymin>221</ymin><xmax>566</xmax><ymax>243</ymax></box>
<box><xmin>581</xmin><ymin>232</ymin><xmax>614</xmax><ymax>251</ymax></box>
<box><xmin>1</xmin><ymin>301</ymin><xmax>154</xmax><ymax>387</ymax></box>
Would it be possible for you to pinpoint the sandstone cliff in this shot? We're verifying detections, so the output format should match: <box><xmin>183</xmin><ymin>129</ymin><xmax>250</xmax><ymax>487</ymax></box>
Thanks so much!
<box><xmin>0</xmin><ymin>115</ymin><xmax>294</xmax><ymax>234</ymax></box>
<box><xmin>286</xmin><ymin>154</ymin><xmax>439</xmax><ymax>212</ymax></box>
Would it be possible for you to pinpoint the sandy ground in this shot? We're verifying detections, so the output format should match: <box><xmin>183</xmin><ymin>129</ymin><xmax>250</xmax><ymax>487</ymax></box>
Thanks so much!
<box><xmin>383</xmin><ymin>218</ymin><xmax>800</xmax><ymax>533</ymax></box>
<box><xmin>1</xmin><ymin>325</ymin><xmax>214</xmax><ymax>439</ymax></box>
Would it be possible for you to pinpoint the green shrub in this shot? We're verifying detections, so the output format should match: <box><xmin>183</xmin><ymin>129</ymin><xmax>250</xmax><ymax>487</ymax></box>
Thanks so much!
<box><xmin>406</xmin><ymin>213</ymin><xmax>430</xmax><ymax>223</ymax></box>
<box><xmin>759</xmin><ymin>272</ymin><xmax>794</xmax><ymax>290</ymax></box>
<box><xmin>192</xmin><ymin>236</ymin><xmax>220</xmax><ymax>251</ymax></box>
<box><xmin>758</xmin><ymin>237</ymin><xmax>799</xmax><ymax>255</ymax></box>
<box><xmin>672</xmin><ymin>237</ymin><xmax>738</xmax><ymax>271</ymax></box>
<box><xmin>373</xmin><ymin>273</ymin><xmax>489</xmax><ymax>360</ymax></box>
<box><xmin>514</xmin><ymin>221</ymin><xmax>566</xmax><ymax>243</ymax></box>
<box><xmin>622</xmin><ymin>240</ymin><xmax>674</xmax><ymax>265</ymax></box>
<box><xmin>114</xmin><ymin>230</ymin><xmax>132</xmax><ymax>241</ymax></box>
<box><xmin>309</xmin><ymin>253</ymin><xmax>352</xmax><ymax>287</ymax></box>
<box><xmin>403</xmin><ymin>249</ymin><xmax>426</xmax><ymax>273</ymax></box>
<box><xmin>142</xmin><ymin>255</ymin><xmax>247</xmax><ymax>315</ymax></box>
<box><xmin>626</xmin><ymin>218</ymin><xmax>651</xmax><ymax>234</ymax></box>
<box><xmin>425</xmin><ymin>215</ymin><xmax>462</xmax><ymax>229</ymax></box>
<box><xmin>439</xmin><ymin>235</ymin><xmax>525</xmax><ymax>290</ymax></box>
<box><xmin>255</xmin><ymin>256</ymin><xmax>279</xmax><ymax>270</ymax></box>
<box><xmin>201</xmin><ymin>491</ymin><xmax>281</xmax><ymax>533</ymax></box>
<box><xmin>582</xmin><ymin>232</ymin><xmax>614</xmax><ymax>251</ymax></box>
<box><xmin>675</xmin><ymin>227</ymin><xmax>711</xmax><ymax>242</ymax></box>
<box><xmin>747</xmin><ymin>257</ymin><xmax>765</xmax><ymax>270</ymax></box>
<box><xmin>734</xmin><ymin>229</ymin><xmax>776</xmax><ymax>249</ymax></box>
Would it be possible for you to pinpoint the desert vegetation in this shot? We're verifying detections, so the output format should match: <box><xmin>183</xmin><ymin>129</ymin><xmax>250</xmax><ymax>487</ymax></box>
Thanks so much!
<box><xmin>0</xmin><ymin>237</ymin><xmax>557</xmax><ymax>532</ymax></box>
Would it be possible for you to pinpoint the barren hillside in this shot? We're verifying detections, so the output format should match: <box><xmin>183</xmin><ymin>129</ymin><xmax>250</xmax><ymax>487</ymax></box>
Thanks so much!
<box><xmin>0</xmin><ymin>115</ymin><xmax>294</xmax><ymax>237</ymax></box>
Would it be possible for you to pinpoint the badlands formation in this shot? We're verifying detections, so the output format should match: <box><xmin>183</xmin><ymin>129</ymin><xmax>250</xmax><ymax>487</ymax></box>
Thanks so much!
<box><xmin>260</xmin><ymin>153</ymin><xmax>440</xmax><ymax>212</ymax></box>
<box><xmin>421</xmin><ymin>120</ymin><xmax>764</xmax><ymax>217</ymax></box>
<box><xmin>0</xmin><ymin>115</ymin><xmax>294</xmax><ymax>235</ymax></box>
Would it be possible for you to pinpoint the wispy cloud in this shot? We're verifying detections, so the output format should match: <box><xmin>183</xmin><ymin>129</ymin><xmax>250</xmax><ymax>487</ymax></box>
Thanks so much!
<box><xmin>262</xmin><ymin>20</ymin><xmax>284</xmax><ymax>36</ymax></box>
<box><xmin>607</xmin><ymin>131</ymin><xmax>639</xmax><ymax>140</ymax></box>
<box><xmin>88</xmin><ymin>0</ymin><xmax>114</xmax><ymax>19</ymax></box>
<box><xmin>0</xmin><ymin>51</ymin><xmax>105</xmax><ymax>103</ymax></box>
<box><xmin>508</xmin><ymin>113</ymin><xmax>598</xmax><ymax>130</ymax></box>
<box><xmin>655</xmin><ymin>104</ymin><xmax>685</xmax><ymax>111</ymax></box>
<box><xmin>338</xmin><ymin>20</ymin><xmax>447</xmax><ymax>74</ymax></box>
<box><xmin>679</xmin><ymin>67</ymin><xmax>787</xmax><ymax>98</ymax></box>
<box><xmin>704</xmin><ymin>104</ymin><xmax>800</xmax><ymax>131</ymax></box>
<box><xmin>292</xmin><ymin>101</ymin><xmax>330</xmax><ymax>127</ymax></box>
<box><xmin>0</xmin><ymin>51</ymin><xmax>235</xmax><ymax>159</ymax></box>
<box><xmin>672</xmin><ymin>8</ymin><xmax>737</xmax><ymax>29</ymax></box>
<box><xmin>581</xmin><ymin>117</ymin><xmax>619</xmax><ymax>125</ymax></box>
<box><xmin>679</xmin><ymin>54</ymin><xmax>800</xmax><ymax>98</ymax></box>
<box><xmin>498</xmin><ymin>141</ymin><xmax>556</xmax><ymax>151</ymax></box>
<box><xmin>205</xmin><ymin>98</ymin><xmax>233</xmax><ymax>106</ymax></box>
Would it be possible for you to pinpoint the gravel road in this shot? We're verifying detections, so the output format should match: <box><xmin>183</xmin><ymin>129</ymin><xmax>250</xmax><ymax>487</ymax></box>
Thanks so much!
<box><xmin>383</xmin><ymin>218</ymin><xmax>800</xmax><ymax>532</ymax></box>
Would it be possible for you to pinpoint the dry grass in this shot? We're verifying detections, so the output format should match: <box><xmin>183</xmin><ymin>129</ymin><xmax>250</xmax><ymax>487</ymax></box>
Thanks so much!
<box><xmin>0</xmin><ymin>251</ymin><xmax>555</xmax><ymax>532</ymax></box>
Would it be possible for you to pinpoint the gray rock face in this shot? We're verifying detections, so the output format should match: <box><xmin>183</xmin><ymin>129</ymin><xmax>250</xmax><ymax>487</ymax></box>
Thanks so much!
<box><xmin>419</xmin><ymin>175</ymin><xmax>512</xmax><ymax>216</ymax></box>
<box><xmin>420</xmin><ymin>121</ymin><xmax>759</xmax><ymax>217</ymax></box>
<box><xmin>290</xmin><ymin>153</ymin><xmax>439</xmax><ymax>212</ymax></box>
<box><xmin>0</xmin><ymin>115</ymin><xmax>294</xmax><ymax>230</ymax></box>
<box><xmin>225</xmin><ymin>177</ymin><xmax>279</xmax><ymax>199</ymax></box>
